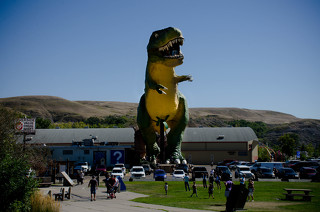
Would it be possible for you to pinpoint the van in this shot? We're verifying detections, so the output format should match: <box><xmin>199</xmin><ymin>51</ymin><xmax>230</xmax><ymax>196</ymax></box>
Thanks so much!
<box><xmin>250</xmin><ymin>162</ymin><xmax>284</xmax><ymax>173</ymax></box>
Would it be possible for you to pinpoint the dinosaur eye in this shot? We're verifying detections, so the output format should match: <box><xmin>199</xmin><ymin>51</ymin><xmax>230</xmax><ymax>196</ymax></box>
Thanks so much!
<box><xmin>154</xmin><ymin>33</ymin><xmax>159</xmax><ymax>38</ymax></box>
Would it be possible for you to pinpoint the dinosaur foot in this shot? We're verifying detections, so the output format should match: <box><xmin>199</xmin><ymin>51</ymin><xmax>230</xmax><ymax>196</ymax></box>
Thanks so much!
<box><xmin>166</xmin><ymin>153</ymin><xmax>187</xmax><ymax>164</ymax></box>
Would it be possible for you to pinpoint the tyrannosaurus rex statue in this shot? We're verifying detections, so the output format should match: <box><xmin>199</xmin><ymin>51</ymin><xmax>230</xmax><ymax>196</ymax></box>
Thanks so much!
<box><xmin>137</xmin><ymin>27</ymin><xmax>192</xmax><ymax>164</ymax></box>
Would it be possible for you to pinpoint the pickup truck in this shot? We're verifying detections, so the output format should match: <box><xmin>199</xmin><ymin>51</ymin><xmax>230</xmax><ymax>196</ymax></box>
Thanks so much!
<box><xmin>74</xmin><ymin>162</ymin><xmax>91</xmax><ymax>174</ymax></box>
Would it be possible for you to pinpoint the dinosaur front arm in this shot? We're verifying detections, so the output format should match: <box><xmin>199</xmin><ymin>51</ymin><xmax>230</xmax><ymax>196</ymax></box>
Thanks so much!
<box><xmin>146</xmin><ymin>79</ymin><xmax>168</xmax><ymax>94</ymax></box>
<box><xmin>175</xmin><ymin>75</ymin><xmax>193</xmax><ymax>83</ymax></box>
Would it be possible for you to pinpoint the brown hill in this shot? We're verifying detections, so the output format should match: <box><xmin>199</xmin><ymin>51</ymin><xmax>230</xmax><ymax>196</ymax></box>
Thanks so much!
<box><xmin>0</xmin><ymin>95</ymin><xmax>302</xmax><ymax>124</ymax></box>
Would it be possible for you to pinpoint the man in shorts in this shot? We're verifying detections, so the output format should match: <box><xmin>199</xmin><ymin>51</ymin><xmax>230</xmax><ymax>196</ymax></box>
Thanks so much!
<box><xmin>88</xmin><ymin>175</ymin><xmax>98</xmax><ymax>201</ymax></box>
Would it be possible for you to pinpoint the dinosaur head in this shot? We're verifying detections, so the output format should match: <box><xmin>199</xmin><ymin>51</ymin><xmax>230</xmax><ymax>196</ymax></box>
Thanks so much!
<box><xmin>147</xmin><ymin>27</ymin><xmax>184</xmax><ymax>67</ymax></box>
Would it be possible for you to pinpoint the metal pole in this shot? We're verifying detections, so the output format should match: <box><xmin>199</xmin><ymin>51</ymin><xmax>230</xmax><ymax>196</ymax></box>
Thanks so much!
<box><xmin>160</xmin><ymin>121</ymin><xmax>165</xmax><ymax>164</ymax></box>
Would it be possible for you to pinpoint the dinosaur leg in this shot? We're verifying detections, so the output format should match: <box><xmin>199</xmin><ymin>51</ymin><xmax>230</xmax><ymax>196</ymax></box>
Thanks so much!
<box><xmin>166</xmin><ymin>94</ymin><xmax>189</xmax><ymax>164</ymax></box>
<box><xmin>137</xmin><ymin>94</ymin><xmax>160</xmax><ymax>163</ymax></box>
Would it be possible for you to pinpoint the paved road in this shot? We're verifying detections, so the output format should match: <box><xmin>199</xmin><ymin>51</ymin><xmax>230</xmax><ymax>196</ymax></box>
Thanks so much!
<box><xmin>41</xmin><ymin>178</ymin><xmax>211</xmax><ymax>212</ymax></box>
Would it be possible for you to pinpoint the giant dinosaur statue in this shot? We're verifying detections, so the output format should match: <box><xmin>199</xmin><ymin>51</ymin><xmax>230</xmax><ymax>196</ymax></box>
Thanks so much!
<box><xmin>137</xmin><ymin>27</ymin><xmax>192</xmax><ymax>164</ymax></box>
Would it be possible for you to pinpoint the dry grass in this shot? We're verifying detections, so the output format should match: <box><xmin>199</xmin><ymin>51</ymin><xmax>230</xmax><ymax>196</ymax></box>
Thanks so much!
<box><xmin>31</xmin><ymin>191</ymin><xmax>60</xmax><ymax>212</ymax></box>
<box><xmin>0</xmin><ymin>95</ymin><xmax>302</xmax><ymax>124</ymax></box>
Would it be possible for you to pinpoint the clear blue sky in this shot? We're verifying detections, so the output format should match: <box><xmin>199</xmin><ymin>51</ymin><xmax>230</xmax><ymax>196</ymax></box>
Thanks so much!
<box><xmin>0</xmin><ymin>0</ymin><xmax>319</xmax><ymax>119</ymax></box>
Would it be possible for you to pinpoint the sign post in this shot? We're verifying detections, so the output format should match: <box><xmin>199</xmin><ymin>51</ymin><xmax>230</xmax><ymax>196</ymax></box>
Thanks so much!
<box><xmin>15</xmin><ymin>118</ymin><xmax>36</xmax><ymax>151</ymax></box>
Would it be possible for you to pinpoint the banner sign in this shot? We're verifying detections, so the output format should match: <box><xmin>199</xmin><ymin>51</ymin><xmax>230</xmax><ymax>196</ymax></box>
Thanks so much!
<box><xmin>15</xmin><ymin>118</ymin><xmax>36</xmax><ymax>134</ymax></box>
<box><xmin>110</xmin><ymin>150</ymin><xmax>125</xmax><ymax>164</ymax></box>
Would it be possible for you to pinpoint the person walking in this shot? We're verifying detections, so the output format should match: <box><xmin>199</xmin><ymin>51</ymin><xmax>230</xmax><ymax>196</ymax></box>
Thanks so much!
<box><xmin>184</xmin><ymin>174</ymin><xmax>190</xmax><ymax>191</ymax></box>
<box><xmin>164</xmin><ymin>182</ymin><xmax>168</xmax><ymax>195</ymax></box>
<box><xmin>240</xmin><ymin>174</ymin><xmax>245</xmax><ymax>187</ymax></box>
<box><xmin>209</xmin><ymin>173</ymin><xmax>214</xmax><ymax>186</ymax></box>
<box><xmin>202</xmin><ymin>173</ymin><xmax>207</xmax><ymax>189</ymax></box>
<box><xmin>88</xmin><ymin>175</ymin><xmax>98</xmax><ymax>201</ymax></box>
<box><xmin>224</xmin><ymin>178</ymin><xmax>233</xmax><ymax>199</ymax></box>
<box><xmin>247</xmin><ymin>178</ymin><xmax>255</xmax><ymax>202</ymax></box>
<box><xmin>190</xmin><ymin>181</ymin><xmax>198</xmax><ymax>197</ymax></box>
<box><xmin>208</xmin><ymin>183</ymin><xmax>214</xmax><ymax>199</ymax></box>
<box><xmin>215</xmin><ymin>174</ymin><xmax>221</xmax><ymax>191</ymax></box>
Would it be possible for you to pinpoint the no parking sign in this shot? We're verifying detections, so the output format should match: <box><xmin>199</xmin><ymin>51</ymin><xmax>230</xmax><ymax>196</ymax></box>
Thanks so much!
<box><xmin>111</xmin><ymin>150</ymin><xmax>125</xmax><ymax>164</ymax></box>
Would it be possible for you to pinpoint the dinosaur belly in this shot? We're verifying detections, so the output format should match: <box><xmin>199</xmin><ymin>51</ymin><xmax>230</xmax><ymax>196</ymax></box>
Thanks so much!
<box><xmin>146</xmin><ymin>89</ymin><xmax>178</xmax><ymax>132</ymax></box>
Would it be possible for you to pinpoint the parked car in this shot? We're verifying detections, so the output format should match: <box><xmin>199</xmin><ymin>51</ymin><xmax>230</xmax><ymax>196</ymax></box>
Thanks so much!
<box><xmin>74</xmin><ymin>162</ymin><xmax>91</xmax><ymax>174</ymax></box>
<box><xmin>172</xmin><ymin>169</ymin><xmax>185</xmax><ymax>179</ymax></box>
<box><xmin>256</xmin><ymin>167</ymin><xmax>275</xmax><ymax>178</ymax></box>
<box><xmin>142</xmin><ymin>164</ymin><xmax>153</xmax><ymax>175</ymax></box>
<box><xmin>229</xmin><ymin>161</ymin><xmax>248</xmax><ymax>170</ymax></box>
<box><xmin>276</xmin><ymin>168</ymin><xmax>299</xmax><ymax>180</ymax></box>
<box><xmin>250</xmin><ymin>162</ymin><xmax>284</xmax><ymax>173</ymax></box>
<box><xmin>176</xmin><ymin>163</ymin><xmax>189</xmax><ymax>173</ymax></box>
<box><xmin>154</xmin><ymin>169</ymin><xmax>167</xmax><ymax>181</ymax></box>
<box><xmin>218</xmin><ymin>159</ymin><xmax>236</xmax><ymax>166</ymax></box>
<box><xmin>130</xmin><ymin>166</ymin><xmax>145</xmax><ymax>179</ymax></box>
<box><xmin>235</xmin><ymin>165</ymin><xmax>255</xmax><ymax>179</ymax></box>
<box><xmin>215</xmin><ymin>166</ymin><xmax>232</xmax><ymax>181</ymax></box>
<box><xmin>299</xmin><ymin>167</ymin><xmax>317</xmax><ymax>179</ymax></box>
<box><xmin>192</xmin><ymin>166</ymin><xmax>208</xmax><ymax>179</ymax></box>
<box><xmin>95</xmin><ymin>164</ymin><xmax>107</xmax><ymax>175</ymax></box>
<box><xmin>111</xmin><ymin>167</ymin><xmax>124</xmax><ymax>178</ymax></box>
<box><xmin>114</xmin><ymin>163</ymin><xmax>126</xmax><ymax>175</ymax></box>
<box><xmin>291</xmin><ymin>161</ymin><xmax>319</xmax><ymax>171</ymax></box>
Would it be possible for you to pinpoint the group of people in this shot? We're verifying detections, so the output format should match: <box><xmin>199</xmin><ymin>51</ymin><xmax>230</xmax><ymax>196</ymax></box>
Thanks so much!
<box><xmin>87</xmin><ymin>173</ymin><xmax>120</xmax><ymax>201</ymax></box>
<box><xmin>164</xmin><ymin>168</ymin><xmax>254</xmax><ymax>202</ymax></box>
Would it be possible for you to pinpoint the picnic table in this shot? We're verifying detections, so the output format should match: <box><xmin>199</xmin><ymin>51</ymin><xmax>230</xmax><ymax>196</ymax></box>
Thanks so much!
<box><xmin>283</xmin><ymin>188</ymin><xmax>314</xmax><ymax>201</ymax></box>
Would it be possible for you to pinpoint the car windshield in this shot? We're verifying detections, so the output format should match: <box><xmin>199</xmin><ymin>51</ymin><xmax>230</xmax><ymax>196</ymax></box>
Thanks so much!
<box><xmin>132</xmin><ymin>168</ymin><xmax>143</xmax><ymax>172</ymax></box>
<box><xmin>77</xmin><ymin>162</ymin><xmax>87</xmax><ymax>165</ymax></box>
<box><xmin>284</xmin><ymin>169</ymin><xmax>295</xmax><ymax>174</ymax></box>
<box><xmin>239</xmin><ymin>167</ymin><xmax>250</xmax><ymax>171</ymax></box>
<box><xmin>113</xmin><ymin>169</ymin><xmax>122</xmax><ymax>173</ymax></box>
<box><xmin>195</xmin><ymin>167</ymin><xmax>207</xmax><ymax>171</ymax></box>
<box><xmin>175</xmin><ymin>170</ymin><xmax>184</xmax><ymax>174</ymax></box>
<box><xmin>155</xmin><ymin>170</ymin><xmax>165</xmax><ymax>174</ymax></box>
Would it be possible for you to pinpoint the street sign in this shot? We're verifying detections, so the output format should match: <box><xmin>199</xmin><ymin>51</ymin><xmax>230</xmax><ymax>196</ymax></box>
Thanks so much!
<box><xmin>15</xmin><ymin>118</ymin><xmax>36</xmax><ymax>134</ymax></box>
<box><xmin>111</xmin><ymin>150</ymin><xmax>125</xmax><ymax>164</ymax></box>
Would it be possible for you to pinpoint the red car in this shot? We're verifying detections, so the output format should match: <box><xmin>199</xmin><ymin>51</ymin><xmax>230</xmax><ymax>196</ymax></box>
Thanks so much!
<box><xmin>299</xmin><ymin>167</ymin><xmax>317</xmax><ymax>179</ymax></box>
<box><xmin>95</xmin><ymin>164</ymin><xmax>107</xmax><ymax>175</ymax></box>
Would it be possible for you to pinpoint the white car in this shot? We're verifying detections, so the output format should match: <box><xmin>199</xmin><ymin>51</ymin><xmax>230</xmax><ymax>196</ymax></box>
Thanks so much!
<box><xmin>111</xmin><ymin>167</ymin><xmax>124</xmax><ymax>179</ymax></box>
<box><xmin>114</xmin><ymin>163</ymin><xmax>126</xmax><ymax>175</ymax></box>
<box><xmin>235</xmin><ymin>165</ymin><xmax>255</xmax><ymax>179</ymax></box>
<box><xmin>172</xmin><ymin>169</ymin><xmax>185</xmax><ymax>179</ymax></box>
<box><xmin>130</xmin><ymin>166</ymin><xmax>145</xmax><ymax>179</ymax></box>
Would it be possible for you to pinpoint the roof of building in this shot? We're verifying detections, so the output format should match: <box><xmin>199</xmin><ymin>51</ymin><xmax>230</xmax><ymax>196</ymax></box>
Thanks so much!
<box><xmin>19</xmin><ymin>127</ymin><xmax>258</xmax><ymax>145</ymax></box>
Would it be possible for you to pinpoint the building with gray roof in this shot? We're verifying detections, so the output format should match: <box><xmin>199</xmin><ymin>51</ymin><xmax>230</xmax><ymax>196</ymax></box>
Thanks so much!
<box><xmin>19</xmin><ymin>127</ymin><xmax>258</xmax><ymax>168</ymax></box>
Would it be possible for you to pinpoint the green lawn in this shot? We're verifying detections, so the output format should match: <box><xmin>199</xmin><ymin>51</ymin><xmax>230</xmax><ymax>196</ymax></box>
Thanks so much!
<box><xmin>125</xmin><ymin>180</ymin><xmax>320</xmax><ymax>211</ymax></box>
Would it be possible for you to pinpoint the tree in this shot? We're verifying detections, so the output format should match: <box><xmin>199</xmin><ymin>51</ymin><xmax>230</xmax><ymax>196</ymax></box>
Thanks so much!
<box><xmin>36</xmin><ymin>117</ymin><xmax>51</xmax><ymax>129</ymax></box>
<box><xmin>278</xmin><ymin>133</ymin><xmax>298</xmax><ymax>158</ymax></box>
<box><xmin>0</xmin><ymin>107</ymin><xmax>38</xmax><ymax>211</ymax></box>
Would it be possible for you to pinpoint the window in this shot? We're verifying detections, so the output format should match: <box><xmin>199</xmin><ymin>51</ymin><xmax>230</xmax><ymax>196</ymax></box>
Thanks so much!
<box><xmin>63</xmin><ymin>150</ymin><xmax>73</xmax><ymax>155</ymax></box>
<box><xmin>238</xmin><ymin>151</ymin><xmax>248</xmax><ymax>156</ymax></box>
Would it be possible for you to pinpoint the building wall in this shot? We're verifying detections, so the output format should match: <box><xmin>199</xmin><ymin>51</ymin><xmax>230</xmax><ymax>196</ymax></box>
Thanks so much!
<box><xmin>182</xmin><ymin>141</ymin><xmax>258</xmax><ymax>164</ymax></box>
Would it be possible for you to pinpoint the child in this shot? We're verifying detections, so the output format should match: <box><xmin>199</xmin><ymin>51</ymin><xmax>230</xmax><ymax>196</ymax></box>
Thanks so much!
<box><xmin>247</xmin><ymin>178</ymin><xmax>254</xmax><ymax>202</ymax></box>
<box><xmin>215</xmin><ymin>174</ymin><xmax>221</xmax><ymax>191</ymax></box>
<box><xmin>164</xmin><ymin>182</ymin><xmax>168</xmax><ymax>195</ymax></box>
<box><xmin>190</xmin><ymin>181</ymin><xmax>198</xmax><ymax>197</ymax></box>
<box><xmin>208</xmin><ymin>183</ymin><xmax>214</xmax><ymax>199</ymax></box>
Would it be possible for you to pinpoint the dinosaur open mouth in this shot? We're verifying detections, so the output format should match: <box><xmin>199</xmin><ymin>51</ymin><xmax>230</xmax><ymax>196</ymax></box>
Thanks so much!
<box><xmin>158</xmin><ymin>37</ymin><xmax>184</xmax><ymax>59</ymax></box>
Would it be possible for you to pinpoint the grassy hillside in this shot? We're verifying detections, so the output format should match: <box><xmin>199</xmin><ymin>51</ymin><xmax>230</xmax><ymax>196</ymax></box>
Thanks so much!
<box><xmin>0</xmin><ymin>95</ymin><xmax>301</xmax><ymax>124</ymax></box>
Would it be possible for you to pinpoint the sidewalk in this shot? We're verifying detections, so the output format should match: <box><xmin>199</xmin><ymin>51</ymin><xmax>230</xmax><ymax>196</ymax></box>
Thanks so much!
<box><xmin>41</xmin><ymin>178</ymin><xmax>211</xmax><ymax>212</ymax></box>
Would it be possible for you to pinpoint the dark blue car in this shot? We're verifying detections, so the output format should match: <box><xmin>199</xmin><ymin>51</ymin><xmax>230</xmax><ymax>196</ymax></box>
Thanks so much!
<box><xmin>154</xmin><ymin>169</ymin><xmax>167</xmax><ymax>181</ymax></box>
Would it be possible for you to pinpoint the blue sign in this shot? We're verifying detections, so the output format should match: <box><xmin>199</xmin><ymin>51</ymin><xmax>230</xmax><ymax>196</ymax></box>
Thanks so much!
<box><xmin>110</xmin><ymin>150</ymin><xmax>125</xmax><ymax>164</ymax></box>
<box><xmin>296</xmin><ymin>151</ymin><xmax>300</xmax><ymax>159</ymax></box>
